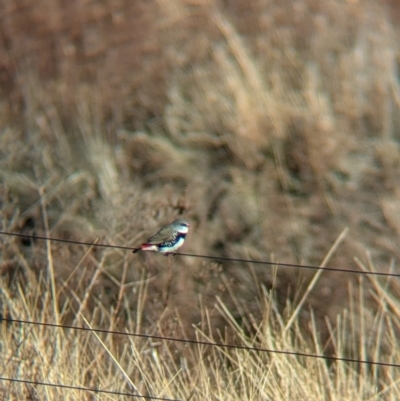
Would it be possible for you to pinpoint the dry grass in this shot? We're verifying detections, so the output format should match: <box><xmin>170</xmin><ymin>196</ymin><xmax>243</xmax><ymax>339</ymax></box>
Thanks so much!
<box><xmin>1</xmin><ymin>0</ymin><xmax>400</xmax><ymax>399</ymax></box>
<box><xmin>1</xmin><ymin>251</ymin><xmax>400</xmax><ymax>400</ymax></box>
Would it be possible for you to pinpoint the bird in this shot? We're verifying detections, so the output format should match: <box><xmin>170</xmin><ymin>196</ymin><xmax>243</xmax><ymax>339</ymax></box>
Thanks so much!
<box><xmin>132</xmin><ymin>218</ymin><xmax>190</xmax><ymax>255</ymax></box>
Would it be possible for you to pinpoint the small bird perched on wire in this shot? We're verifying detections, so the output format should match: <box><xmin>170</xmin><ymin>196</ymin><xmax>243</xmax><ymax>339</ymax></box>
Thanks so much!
<box><xmin>132</xmin><ymin>218</ymin><xmax>190</xmax><ymax>255</ymax></box>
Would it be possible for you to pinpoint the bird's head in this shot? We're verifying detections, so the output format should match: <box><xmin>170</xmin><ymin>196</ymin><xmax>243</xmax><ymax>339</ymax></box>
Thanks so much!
<box><xmin>172</xmin><ymin>219</ymin><xmax>190</xmax><ymax>234</ymax></box>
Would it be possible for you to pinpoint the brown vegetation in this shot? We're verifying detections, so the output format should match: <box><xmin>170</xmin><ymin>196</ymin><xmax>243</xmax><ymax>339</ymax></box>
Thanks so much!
<box><xmin>1</xmin><ymin>0</ymin><xmax>400</xmax><ymax>399</ymax></box>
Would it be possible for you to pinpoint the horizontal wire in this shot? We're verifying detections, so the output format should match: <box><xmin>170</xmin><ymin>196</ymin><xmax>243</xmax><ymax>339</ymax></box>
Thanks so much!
<box><xmin>0</xmin><ymin>230</ymin><xmax>399</xmax><ymax>279</ymax></box>
<box><xmin>0</xmin><ymin>376</ymin><xmax>183</xmax><ymax>400</ymax></box>
<box><xmin>3</xmin><ymin>317</ymin><xmax>400</xmax><ymax>369</ymax></box>
<box><xmin>0</xmin><ymin>230</ymin><xmax>135</xmax><ymax>251</ymax></box>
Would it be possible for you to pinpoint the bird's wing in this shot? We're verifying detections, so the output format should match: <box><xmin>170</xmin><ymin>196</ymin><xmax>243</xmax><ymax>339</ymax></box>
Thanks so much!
<box><xmin>145</xmin><ymin>227</ymin><xmax>174</xmax><ymax>244</ymax></box>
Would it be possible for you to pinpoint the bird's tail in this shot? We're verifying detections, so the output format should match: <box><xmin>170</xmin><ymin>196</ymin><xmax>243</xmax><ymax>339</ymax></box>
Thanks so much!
<box><xmin>133</xmin><ymin>243</ymin><xmax>157</xmax><ymax>253</ymax></box>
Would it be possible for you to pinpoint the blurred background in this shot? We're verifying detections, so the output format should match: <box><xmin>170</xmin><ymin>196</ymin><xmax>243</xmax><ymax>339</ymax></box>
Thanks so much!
<box><xmin>1</xmin><ymin>1</ymin><xmax>400</xmax><ymax>395</ymax></box>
